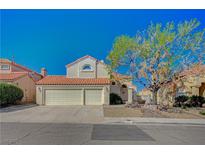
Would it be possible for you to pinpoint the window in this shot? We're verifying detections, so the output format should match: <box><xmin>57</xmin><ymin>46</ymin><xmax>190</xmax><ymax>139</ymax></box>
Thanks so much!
<box><xmin>82</xmin><ymin>64</ymin><xmax>92</xmax><ymax>71</ymax></box>
<box><xmin>112</xmin><ymin>81</ymin><xmax>116</xmax><ymax>85</ymax></box>
<box><xmin>0</xmin><ymin>65</ymin><xmax>10</xmax><ymax>70</ymax></box>
<box><xmin>122</xmin><ymin>84</ymin><xmax>127</xmax><ymax>88</ymax></box>
<box><xmin>176</xmin><ymin>88</ymin><xmax>186</xmax><ymax>97</ymax></box>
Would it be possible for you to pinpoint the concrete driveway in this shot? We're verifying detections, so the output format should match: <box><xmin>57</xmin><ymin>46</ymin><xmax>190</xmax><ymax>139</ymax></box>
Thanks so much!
<box><xmin>0</xmin><ymin>105</ymin><xmax>104</xmax><ymax>124</ymax></box>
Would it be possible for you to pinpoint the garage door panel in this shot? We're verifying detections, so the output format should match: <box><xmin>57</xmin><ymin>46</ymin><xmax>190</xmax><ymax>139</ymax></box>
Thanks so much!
<box><xmin>45</xmin><ymin>89</ymin><xmax>82</xmax><ymax>105</ymax></box>
<box><xmin>85</xmin><ymin>89</ymin><xmax>102</xmax><ymax>105</ymax></box>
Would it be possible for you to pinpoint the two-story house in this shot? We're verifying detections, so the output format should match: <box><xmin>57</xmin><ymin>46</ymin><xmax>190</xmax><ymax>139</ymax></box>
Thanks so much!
<box><xmin>0</xmin><ymin>58</ymin><xmax>43</xmax><ymax>102</ymax></box>
<box><xmin>36</xmin><ymin>55</ymin><xmax>136</xmax><ymax>105</ymax></box>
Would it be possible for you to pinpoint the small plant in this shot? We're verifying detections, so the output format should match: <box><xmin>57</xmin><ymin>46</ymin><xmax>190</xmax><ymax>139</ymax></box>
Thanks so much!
<box><xmin>174</xmin><ymin>95</ymin><xmax>189</xmax><ymax>107</ymax></box>
<box><xmin>110</xmin><ymin>93</ymin><xmax>123</xmax><ymax>105</ymax></box>
<box><xmin>190</xmin><ymin>95</ymin><xmax>205</xmax><ymax>107</ymax></box>
<box><xmin>174</xmin><ymin>95</ymin><xmax>205</xmax><ymax>108</ymax></box>
<box><xmin>0</xmin><ymin>83</ymin><xmax>24</xmax><ymax>107</ymax></box>
<box><xmin>199</xmin><ymin>110</ymin><xmax>205</xmax><ymax>115</ymax></box>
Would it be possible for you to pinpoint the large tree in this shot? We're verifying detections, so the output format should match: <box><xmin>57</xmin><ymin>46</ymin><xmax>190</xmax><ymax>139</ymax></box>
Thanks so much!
<box><xmin>108</xmin><ymin>19</ymin><xmax>205</xmax><ymax>105</ymax></box>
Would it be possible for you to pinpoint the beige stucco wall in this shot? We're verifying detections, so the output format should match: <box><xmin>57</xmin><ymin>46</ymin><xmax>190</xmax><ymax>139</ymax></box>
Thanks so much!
<box><xmin>110</xmin><ymin>83</ymin><xmax>121</xmax><ymax>96</ymax></box>
<box><xmin>67</xmin><ymin>57</ymin><xmax>97</xmax><ymax>78</ymax></box>
<box><xmin>97</xmin><ymin>63</ymin><xmax>109</xmax><ymax>78</ymax></box>
<box><xmin>110</xmin><ymin>83</ymin><xmax>129</xmax><ymax>102</ymax></box>
<box><xmin>127</xmin><ymin>88</ymin><xmax>133</xmax><ymax>103</ymax></box>
<box><xmin>13</xmin><ymin>76</ymin><xmax>36</xmax><ymax>102</ymax></box>
<box><xmin>66</xmin><ymin>57</ymin><xmax>109</xmax><ymax>79</ymax></box>
<box><xmin>36</xmin><ymin>85</ymin><xmax>110</xmax><ymax>105</ymax></box>
<box><xmin>66</xmin><ymin>63</ymin><xmax>79</xmax><ymax>78</ymax></box>
<box><xmin>78</xmin><ymin>58</ymin><xmax>96</xmax><ymax>78</ymax></box>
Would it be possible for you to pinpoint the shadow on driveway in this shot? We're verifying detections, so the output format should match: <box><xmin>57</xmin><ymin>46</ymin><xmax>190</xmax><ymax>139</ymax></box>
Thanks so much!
<box><xmin>0</xmin><ymin>104</ymin><xmax>38</xmax><ymax>113</ymax></box>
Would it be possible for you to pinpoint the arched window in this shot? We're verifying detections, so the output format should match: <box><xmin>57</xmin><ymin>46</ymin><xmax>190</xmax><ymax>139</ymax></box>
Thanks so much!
<box><xmin>122</xmin><ymin>84</ymin><xmax>127</xmax><ymax>88</ymax></box>
<box><xmin>82</xmin><ymin>64</ymin><xmax>92</xmax><ymax>71</ymax></box>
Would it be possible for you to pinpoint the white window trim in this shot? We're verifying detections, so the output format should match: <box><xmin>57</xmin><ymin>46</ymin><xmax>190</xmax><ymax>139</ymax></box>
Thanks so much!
<box><xmin>0</xmin><ymin>64</ymin><xmax>10</xmax><ymax>70</ymax></box>
<box><xmin>81</xmin><ymin>64</ymin><xmax>94</xmax><ymax>72</ymax></box>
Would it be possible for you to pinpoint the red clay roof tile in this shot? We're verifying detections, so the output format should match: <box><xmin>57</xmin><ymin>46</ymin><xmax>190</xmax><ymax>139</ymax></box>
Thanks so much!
<box><xmin>36</xmin><ymin>76</ymin><xmax>110</xmax><ymax>85</ymax></box>
<box><xmin>0</xmin><ymin>58</ymin><xmax>42</xmax><ymax>77</ymax></box>
<box><xmin>0</xmin><ymin>72</ymin><xmax>27</xmax><ymax>80</ymax></box>
<box><xmin>179</xmin><ymin>64</ymin><xmax>205</xmax><ymax>77</ymax></box>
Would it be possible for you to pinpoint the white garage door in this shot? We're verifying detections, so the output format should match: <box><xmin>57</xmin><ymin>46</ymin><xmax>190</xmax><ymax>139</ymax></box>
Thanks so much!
<box><xmin>85</xmin><ymin>89</ymin><xmax>103</xmax><ymax>105</ymax></box>
<box><xmin>45</xmin><ymin>89</ymin><xmax>82</xmax><ymax>105</ymax></box>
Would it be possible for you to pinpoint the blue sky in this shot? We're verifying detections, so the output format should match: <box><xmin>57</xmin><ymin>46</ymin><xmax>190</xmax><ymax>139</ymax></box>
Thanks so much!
<box><xmin>1</xmin><ymin>10</ymin><xmax>205</xmax><ymax>83</ymax></box>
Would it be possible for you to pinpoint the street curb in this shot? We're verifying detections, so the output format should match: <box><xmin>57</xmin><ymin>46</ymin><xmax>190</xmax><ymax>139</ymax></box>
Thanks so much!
<box><xmin>103</xmin><ymin>117</ymin><xmax>205</xmax><ymax>125</ymax></box>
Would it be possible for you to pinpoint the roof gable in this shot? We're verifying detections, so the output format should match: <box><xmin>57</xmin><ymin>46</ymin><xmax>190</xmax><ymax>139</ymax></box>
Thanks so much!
<box><xmin>66</xmin><ymin>55</ymin><xmax>105</xmax><ymax>67</ymax></box>
<box><xmin>0</xmin><ymin>58</ymin><xmax>42</xmax><ymax>78</ymax></box>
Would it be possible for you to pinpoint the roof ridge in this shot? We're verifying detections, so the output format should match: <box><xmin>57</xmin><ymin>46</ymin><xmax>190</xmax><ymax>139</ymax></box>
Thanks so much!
<box><xmin>0</xmin><ymin>72</ymin><xmax>28</xmax><ymax>81</ymax></box>
<box><xmin>0</xmin><ymin>58</ymin><xmax>42</xmax><ymax>77</ymax></box>
<box><xmin>10</xmin><ymin>72</ymin><xmax>28</xmax><ymax>74</ymax></box>
<box><xmin>36</xmin><ymin>76</ymin><xmax>110</xmax><ymax>85</ymax></box>
<box><xmin>0</xmin><ymin>58</ymin><xmax>11</xmax><ymax>62</ymax></box>
<box><xmin>66</xmin><ymin>55</ymin><xmax>97</xmax><ymax>67</ymax></box>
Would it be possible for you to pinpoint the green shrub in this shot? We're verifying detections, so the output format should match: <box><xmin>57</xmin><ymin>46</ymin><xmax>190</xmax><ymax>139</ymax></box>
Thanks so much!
<box><xmin>0</xmin><ymin>83</ymin><xmax>24</xmax><ymax>107</ymax></box>
<box><xmin>110</xmin><ymin>93</ymin><xmax>123</xmax><ymax>105</ymax></box>
<box><xmin>174</xmin><ymin>95</ymin><xmax>189</xmax><ymax>107</ymax></box>
<box><xmin>174</xmin><ymin>95</ymin><xmax>205</xmax><ymax>108</ymax></box>
<box><xmin>190</xmin><ymin>95</ymin><xmax>205</xmax><ymax>107</ymax></box>
<box><xmin>199</xmin><ymin>110</ymin><xmax>205</xmax><ymax>115</ymax></box>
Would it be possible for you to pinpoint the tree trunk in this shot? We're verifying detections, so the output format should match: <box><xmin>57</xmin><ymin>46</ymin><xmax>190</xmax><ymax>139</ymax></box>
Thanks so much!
<box><xmin>152</xmin><ymin>90</ymin><xmax>158</xmax><ymax>105</ymax></box>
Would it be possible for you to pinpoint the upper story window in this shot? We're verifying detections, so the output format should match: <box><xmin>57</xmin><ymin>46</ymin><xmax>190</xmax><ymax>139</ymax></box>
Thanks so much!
<box><xmin>0</xmin><ymin>64</ymin><xmax>10</xmax><ymax>70</ymax></box>
<box><xmin>122</xmin><ymin>84</ymin><xmax>127</xmax><ymax>88</ymax></box>
<box><xmin>82</xmin><ymin>64</ymin><xmax>92</xmax><ymax>71</ymax></box>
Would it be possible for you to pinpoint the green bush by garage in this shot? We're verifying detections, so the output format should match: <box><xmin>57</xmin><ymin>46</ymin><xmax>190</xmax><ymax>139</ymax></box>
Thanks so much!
<box><xmin>110</xmin><ymin>93</ymin><xmax>124</xmax><ymax>105</ymax></box>
<box><xmin>174</xmin><ymin>95</ymin><xmax>205</xmax><ymax>108</ymax></box>
<box><xmin>0</xmin><ymin>83</ymin><xmax>24</xmax><ymax>107</ymax></box>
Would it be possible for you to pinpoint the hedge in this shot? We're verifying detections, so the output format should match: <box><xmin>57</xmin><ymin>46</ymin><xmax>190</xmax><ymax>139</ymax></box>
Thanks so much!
<box><xmin>174</xmin><ymin>95</ymin><xmax>205</xmax><ymax>108</ymax></box>
<box><xmin>0</xmin><ymin>83</ymin><xmax>24</xmax><ymax>106</ymax></box>
<box><xmin>110</xmin><ymin>93</ymin><xmax>124</xmax><ymax>105</ymax></box>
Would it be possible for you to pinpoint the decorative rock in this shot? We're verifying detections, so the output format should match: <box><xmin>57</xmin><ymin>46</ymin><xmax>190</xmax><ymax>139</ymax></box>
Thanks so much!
<box><xmin>143</xmin><ymin>104</ymin><xmax>158</xmax><ymax>111</ymax></box>
<box><xmin>125</xmin><ymin>102</ymin><xmax>141</xmax><ymax>108</ymax></box>
<box><xmin>145</xmin><ymin>97</ymin><xmax>153</xmax><ymax>105</ymax></box>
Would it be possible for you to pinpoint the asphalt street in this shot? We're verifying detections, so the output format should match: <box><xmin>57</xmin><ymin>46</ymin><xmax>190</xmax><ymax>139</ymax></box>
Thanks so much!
<box><xmin>1</xmin><ymin>122</ymin><xmax>205</xmax><ymax>145</ymax></box>
<box><xmin>1</xmin><ymin>105</ymin><xmax>205</xmax><ymax>145</ymax></box>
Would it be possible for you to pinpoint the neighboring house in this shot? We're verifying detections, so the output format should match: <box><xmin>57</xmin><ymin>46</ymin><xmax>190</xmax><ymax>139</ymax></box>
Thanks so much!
<box><xmin>138</xmin><ymin>64</ymin><xmax>205</xmax><ymax>106</ymax></box>
<box><xmin>36</xmin><ymin>55</ymin><xmax>136</xmax><ymax>105</ymax></box>
<box><xmin>138</xmin><ymin>88</ymin><xmax>152</xmax><ymax>101</ymax></box>
<box><xmin>0</xmin><ymin>58</ymin><xmax>43</xmax><ymax>103</ymax></box>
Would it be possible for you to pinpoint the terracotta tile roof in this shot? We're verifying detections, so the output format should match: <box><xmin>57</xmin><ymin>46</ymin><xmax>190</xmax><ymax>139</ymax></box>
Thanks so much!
<box><xmin>36</xmin><ymin>76</ymin><xmax>110</xmax><ymax>85</ymax></box>
<box><xmin>125</xmin><ymin>82</ymin><xmax>137</xmax><ymax>90</ymax></box>
<box><xmin>0</xmin><ymin>72</ymin><xmax>27</xmax><ymax>81</ymax></box>
<box><xmin>179</xmin><ymin>64</ymin><xmax>205</xmax><ymax>77</ymax></box>
<box><xmin>0</xmin><ymin>58</ymin><xmax>42</xmax><ymax>77</ymax></box>
<box><xmin>112</xmin><ymin>72</ymin><xmax>132</xmax><ymax>80</ymax></box>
